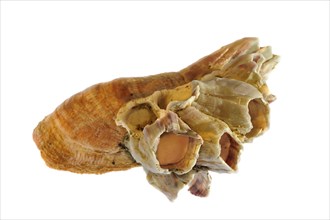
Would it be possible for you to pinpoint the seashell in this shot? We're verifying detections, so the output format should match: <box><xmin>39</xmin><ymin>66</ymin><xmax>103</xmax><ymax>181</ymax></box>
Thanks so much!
<box><xmin>33</xmin><ymin>37</ymin><xmax>260</xmax><ymax>174</ymax></box>
<box><xmin>33</xmin><ymin>37</ymin><xmax>279</xmax><ymax>200</ymax></box>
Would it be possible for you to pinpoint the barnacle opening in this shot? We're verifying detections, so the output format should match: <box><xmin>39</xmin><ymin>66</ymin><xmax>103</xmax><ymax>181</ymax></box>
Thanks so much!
<box><xmin>126</xmin><ymin>103</ymin><xmax>157</xmax><ymax>131</ymax></box>
<box><xmin>156</xmin><ymin>132</ymin><xmax>191</xmax><ymax>169</ymax></box>
<box><xmin>246</xmin><ymin>98</ymin><xmax>269</xmax><ymax>138</ymax></box>
<box><xmin>157</xmin><ymin>95</ymin><xmax>168</xmax><ymax>110</ymax></box>
<box><xmin>219</xmin><ymin>132</ymin><xmax>240</xmax><ymax>170</ymax></box>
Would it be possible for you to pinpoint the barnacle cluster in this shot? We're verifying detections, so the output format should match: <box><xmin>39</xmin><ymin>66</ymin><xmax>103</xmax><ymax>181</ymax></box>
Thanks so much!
<box><xmin>116</xmin><ymin>46</ymin><xmax>279</xmax><ymax>200</ymax></box>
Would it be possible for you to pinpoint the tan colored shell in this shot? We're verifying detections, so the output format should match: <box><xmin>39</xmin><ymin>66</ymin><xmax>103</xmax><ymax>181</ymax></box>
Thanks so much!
<box><xmin>33</xmin><ymin>37</ymin><xmax>260</xmax><ymax>174</ymax></box>
<box><xmin>32</xmin><ymin>37</ymin><xmax>279</xmax><ymax>201</ymax></box>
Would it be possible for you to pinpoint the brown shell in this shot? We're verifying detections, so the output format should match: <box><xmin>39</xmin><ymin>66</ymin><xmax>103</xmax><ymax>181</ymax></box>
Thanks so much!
<box><xmin>33</xmin><ymin>37</ymin><xmax>261</xmax><ymax>174</ymax></box>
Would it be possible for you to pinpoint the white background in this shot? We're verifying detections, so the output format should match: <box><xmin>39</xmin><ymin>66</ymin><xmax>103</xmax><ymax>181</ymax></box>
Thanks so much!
<box><xmin>1</xmin><ymin>1</ymin><xmax>329</xmax><ymax>219</ymax></box>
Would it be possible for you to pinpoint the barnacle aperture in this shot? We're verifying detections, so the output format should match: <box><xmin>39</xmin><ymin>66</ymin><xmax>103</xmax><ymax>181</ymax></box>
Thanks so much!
<box><xmin>156</xmin><ymin>132</ymin><xmax>190</xmax><ymax>168</ymax></box>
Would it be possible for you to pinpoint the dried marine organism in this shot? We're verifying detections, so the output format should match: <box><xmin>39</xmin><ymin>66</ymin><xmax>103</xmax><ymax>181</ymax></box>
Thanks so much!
<box><xmin>116</xmin><ymin>77</ymin><xmax>268</xmax><ymax>199</ymax></box>
<box><xmin>33</xmin><ymin>37</ymin><xmax>279</xmax><ymax>200</ymax></box>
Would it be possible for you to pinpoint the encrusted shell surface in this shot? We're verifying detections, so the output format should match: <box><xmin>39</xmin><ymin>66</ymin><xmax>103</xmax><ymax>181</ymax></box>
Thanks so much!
<box><xmin>192</xmin><ymin>78</ymin><xmax>270</xmax><ymax>140</ymax></box>
<box><xmin>115</xmin><ymin>76</ymin><xmax>270</xmax><ymax>199</ymax></box>
<box><xmin>117</xmin><ymin>110</ymin><xmax>203</xmax><ymax>174</ymax></box>
<box><xmin>203</xmin><ymin>45</ymin><xmax>279</xmax><ymax>103</ymax></box>
<box><xmin>177</xmin><ymin>106</ymin><xmax>241</xmax><ymax>173</ymax></box>
<box><xmin>33</xmin><ymin>37</ymin><xmax>259</xmax><ymax>174</ymax></box>
<box><xmin>33</xmin><ymin>37</ymin><xmax>279</xmax><ymax>201</ymax></box>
